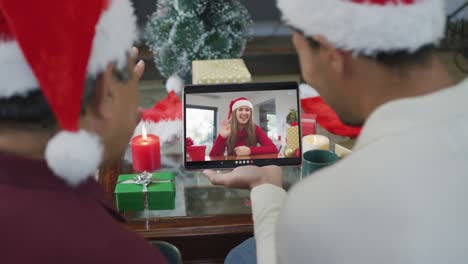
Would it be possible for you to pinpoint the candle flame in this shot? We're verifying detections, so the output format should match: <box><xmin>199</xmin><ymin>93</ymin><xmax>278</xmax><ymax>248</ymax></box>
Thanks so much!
<box><xmin>142</xmin><ymin>124</ymin><xmax>148</xmax><ymax>140</ymax></box>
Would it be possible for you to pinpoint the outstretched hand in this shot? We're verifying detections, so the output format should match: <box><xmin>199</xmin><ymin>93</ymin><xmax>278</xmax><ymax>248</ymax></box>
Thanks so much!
<box><xmin>219</xmin><ymin>118</ymin><xmax>231</xmax><ymax>138</ymax></box>
<box><xmin>203</xmin><ymin>165</ymin><xmax>283</xmax><ymax>190</ymax></box>
<box><xmin>132</xmin><ymin>47</ymin><xmax>145</xmax><ymax>80</ymax></box>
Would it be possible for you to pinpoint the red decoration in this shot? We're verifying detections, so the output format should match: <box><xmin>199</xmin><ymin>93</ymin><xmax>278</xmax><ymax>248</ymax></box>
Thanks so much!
<box><xmin>290</xmin><ymin>121</ymin><xmax>298</xmax><ymax>127</ymax></box>
<box><xmin>187</xmin><ymin>145</ymin><xmax>206</xmax><ymax>162</ymax></box>
<box><xmin>301</xmin><ymin>113</ymin><xmax>317</xmax><ymax>136</ymax></box>
<box><xmin>131</xmin><ymin>132</ymin><xmax>161</xmax><ymax>173</ymax></box>
<box><xmin>301</xmin><ymin>97</ymin><xmax>361</xmax><ymax>138</ymax></box>
<box><xmin>141</xmin><ymin>91</ymin><xmax>182</xmax><ymax>123</ymax></box>
<box><xmin>0</xmin><ymin>0</ymin><xmax>108</xmax><ymax>131</ymax></box>
<box><xmin>186</xmin><ymin>137</ymin><xmax>194</xmax><ymax>147</ymax></box>
<box><xmin>295</xmin><ymin>148</ymin><xmax>300</xmax><ymax>157</ymax></box>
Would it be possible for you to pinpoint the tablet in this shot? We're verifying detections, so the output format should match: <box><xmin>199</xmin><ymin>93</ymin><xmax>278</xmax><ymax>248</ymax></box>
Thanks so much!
<box><xmin>184</xmin><ymin>82</ymin><xmax>302</xmax><ymax>170</ymax></box>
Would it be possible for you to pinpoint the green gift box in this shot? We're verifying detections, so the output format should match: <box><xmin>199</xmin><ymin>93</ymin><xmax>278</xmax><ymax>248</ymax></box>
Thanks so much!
<box><xmin>114</xmin><ymin>172</ymin><xmax>175</xmax><ymax>211</ymax></box>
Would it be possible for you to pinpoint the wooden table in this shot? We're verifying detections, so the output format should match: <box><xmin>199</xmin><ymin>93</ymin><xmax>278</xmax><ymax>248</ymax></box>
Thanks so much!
<box><xmin>99</xmin><ymin>154</ymin><xmax>302</xmax><ymax>263</ymax></box>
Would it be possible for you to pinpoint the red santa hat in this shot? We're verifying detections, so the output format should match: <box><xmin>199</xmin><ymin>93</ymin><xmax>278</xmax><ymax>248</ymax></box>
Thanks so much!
<box><xmin>0</xmin><ymin>0</ymin><xmax>137</xmax><ymax>186</ymax></box>
<box><xmin>277</xmin><ymin>0</ymin><xmax>446</xmax><ymax>55</ymax></box>
<box><xmin>228</xmin><ymin>97</ymin><xmax>253</xmax><ymax>120</ymax></box>
<box><xmin>133</xmin><ymin>91</ymin><xmax>183</xmax><ymax>146</ymax></box>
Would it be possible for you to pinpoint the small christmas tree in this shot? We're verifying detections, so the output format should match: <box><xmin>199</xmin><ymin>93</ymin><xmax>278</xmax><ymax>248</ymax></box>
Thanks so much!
<box><xmin>146</xmin><ymin>0</ymin><xmax>253</xmax><ymax>86</ymax></box>
<box><xmin>286</xmin><ymin>109</ymin><xmax>298</xmax><ymax>126</ymax></box>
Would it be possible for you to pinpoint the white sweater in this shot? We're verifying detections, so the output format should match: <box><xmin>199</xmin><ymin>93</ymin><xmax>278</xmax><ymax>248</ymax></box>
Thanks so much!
<box><xmin>251</xmin><ymin>78</ymin><xmax>468</xmax><ymax>264</ymax></box>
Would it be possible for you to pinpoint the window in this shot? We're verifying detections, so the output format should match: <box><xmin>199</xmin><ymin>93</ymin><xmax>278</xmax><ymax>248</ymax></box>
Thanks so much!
<box><xmin>186</xmin><ymin>105</ymin><xmax>217</xmax><ymax>149</ymax></box>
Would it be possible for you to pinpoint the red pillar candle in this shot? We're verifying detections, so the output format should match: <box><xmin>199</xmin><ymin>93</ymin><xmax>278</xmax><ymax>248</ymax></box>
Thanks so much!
<box><xmin>131</xmin><ymin>125</ymin><xmax>161</xmax><ymax>172</ymax></box>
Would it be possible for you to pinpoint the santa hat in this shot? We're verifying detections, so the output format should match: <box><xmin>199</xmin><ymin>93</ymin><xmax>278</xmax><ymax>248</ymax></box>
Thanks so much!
<box><xmin>0</xmin><ymin>0</ymin><xmax>137</xmax><ymax>186</ymax></box>
<box><xmin>134</xmin><ymin>91</ymin><xmax>183</xmax><ymax>145</ymax></box>
<box><xmin>228</xmin><ymin>97</ymin><xmax>253</xmax><ymax>120</ymax></box>
<box><xmin>277</xmin><ymin>0</ymin><xmax>446</xmax><ymax>55</ymax></box>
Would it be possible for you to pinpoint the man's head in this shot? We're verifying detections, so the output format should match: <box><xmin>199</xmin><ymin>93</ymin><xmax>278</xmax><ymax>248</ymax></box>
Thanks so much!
<box><xmin>0</xmin><ymin>0</ymin><xmax>139</xmax><ymax>185</ymax></box>
<box><xmin>277</xmin><ymin>0</ymin><xmax>446</xmax><ymax>126</ymax></box>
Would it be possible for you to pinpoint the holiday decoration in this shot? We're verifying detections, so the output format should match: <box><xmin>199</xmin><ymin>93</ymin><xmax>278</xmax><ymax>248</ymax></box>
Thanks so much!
<box><xmin>277</xmin><ymin>0</ymin><xmax>445</xmax><ymax>55</ymax></box>
<box><xmin>146</xmin><ymin>0</ymin><xmax>253</xmax><ymax>85</ymax></box>
<box><xmin>302</xmin><ymin>135</ymin><xmax>330</xmax><ymax>153</ymax></box>
<box><xmin>192</xmin><ymin>59</ymin><xmax>252</xmax><ymax>84</ymax></box>
<box><xmin>285</xmin><ymin>109</ymin><xmax>300</xmax><ymax>156</ymax></box>
<box><xmin>186</xmin><ymin>137</ymin><xmax>206</xmax><ymax>161</ymax></box>
<box><xmin>0</xmin><ymin>0</ymin><xmax>137</xmax><ymax>186</ymax></box>
<box><xmin>284</xmin><ymin>147</ymin><xmax>295</xmax><ymax>158</ymax></box>
<box><xmin>301</xmin><ymin>113</ymin><xmax>317</xmax><ymax>136</ymax></box>
<box><xmin>115</xmin><ymin>171</ymin><xmax>175</xmax><ymax>211</ymax></box>
<box><xmin>286</xmin><ymin>126</ymin><xmax>300</xmax><ymax>156</ymax></box>
<box><xmin>134</xmin><ymin>91</ymin><xmax>183</xmax><ymax>145</ymax></box>
<box><xmin>301</xmin><ymin>97</ymin><xmax>362</xmax><ymax>138</ymax></box>
<box><xmin>131</xmin><ymin>124</ymin><xmax>161</xmax><ymax>172</ymax></box>
<box><xmin>286</xmin><ymin>109</ymin><xmax>298</xmax><ymax>126</ymax></box>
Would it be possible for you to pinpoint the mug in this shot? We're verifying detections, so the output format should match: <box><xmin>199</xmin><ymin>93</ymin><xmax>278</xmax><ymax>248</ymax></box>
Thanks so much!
<box><xmin>302</xmin><ymin>149</ymin><xmax>339</xmax><ymax>177</ymax></box>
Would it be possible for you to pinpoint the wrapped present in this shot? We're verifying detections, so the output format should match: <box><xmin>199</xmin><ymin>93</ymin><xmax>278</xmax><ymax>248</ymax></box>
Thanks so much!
<box><xmin>114</xmin><ymin>171</ymin><xmax>175</xmax><ymax>211</ymax></box>
<box><xmin>192</xmin><ymin>59</ymin><xmax>252</xmax><ymax>84</ymax></box>
<box><xmin>285</xmin><ymin>126</ymin><xmax>300</xmax><ymax>156</ymax></box>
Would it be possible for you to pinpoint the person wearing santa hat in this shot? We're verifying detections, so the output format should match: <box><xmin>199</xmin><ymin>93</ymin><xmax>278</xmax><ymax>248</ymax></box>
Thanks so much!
<box><xmin>205</xmin><ymin>0</ymin><xmax>468</xmax><ymax>264</ymax></box>
<box><xmin>0</xmin><ymin>0</ymin><xmax>169</xmax><ymax>263</ymax></box>
<box><xmin>209</xmin><ymin>97</ymin><xmax>278</xmax><ymax>157</ymax></box>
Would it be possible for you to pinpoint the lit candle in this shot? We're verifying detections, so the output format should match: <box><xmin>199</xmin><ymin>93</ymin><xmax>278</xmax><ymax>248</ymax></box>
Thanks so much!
<box><xmin>131</xmin><ymin>124</ymin><xmax>161</xmax><ymax>172</ymax></box>
<box><xmin>302</xmin><ymin>134</ymin><xmax>330</xmax><ymax>153</ymax></box>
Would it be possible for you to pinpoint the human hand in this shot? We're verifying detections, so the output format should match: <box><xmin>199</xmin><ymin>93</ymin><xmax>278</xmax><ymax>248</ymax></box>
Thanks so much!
<box><xmin>132</xmin><ymin>47</ymin><xmax>145</xmax><ymax>80</ymax></box>
<box><xmin>235</xmin><ymin>146</ymin><xmax>251</xmax><ymax>156</ymax></box>
<box><xmin>203</xmin><ymin>165</ymin><xmax>283</xmax><ymax>189</ymax></box>
<box><xmin>219</xmin><ymin>119</ymin><xmax>231</xmax><ymax>138</ymax></box>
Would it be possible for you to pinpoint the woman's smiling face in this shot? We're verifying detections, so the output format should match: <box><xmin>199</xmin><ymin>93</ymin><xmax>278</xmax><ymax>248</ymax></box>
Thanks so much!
<box><xmin>235</xmin><ymin>106</ymin><xmax>251</xmax><ymax>125</ymax></box>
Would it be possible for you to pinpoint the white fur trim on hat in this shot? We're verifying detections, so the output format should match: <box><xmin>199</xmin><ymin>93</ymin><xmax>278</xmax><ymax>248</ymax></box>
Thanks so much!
<box><xmin>277</xmin><ymin>0</ymin><xmax>446</xmax><ymax>55</ymax></box>
<box><xmin>0</xmin><ymin>41</ymin><xmax>39</xmax><ymax>97</ymax></box>
<box><xmin>133</xmin><ymin>119</ymin><xmax>183</xmax><ymax>144</ymax></box>
<box><xmin>87</xmin><ymin>0</ymin><xmax>137</xmax><ymax>75</ymax></box>
<box><xmin>232</xmin><ymin>99</ymin><xmax>253</xmax><ymax>112</ymax></box>
<box><xmin>0</xmin><ymin>0</ymin><xmax>137</xmax><ymax>98</ymax></box>
<box><xmin>166</xmin><ymin>74</ymin><xmax>184</xmax><ymax>94</ymax></box>
<box><xmin>45</xmin><ymin>130</ymin><xmax>103</xmax><ymax>186</ymax></box>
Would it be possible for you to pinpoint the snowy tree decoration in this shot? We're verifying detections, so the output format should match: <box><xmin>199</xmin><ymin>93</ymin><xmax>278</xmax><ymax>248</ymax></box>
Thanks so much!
<box><xmin>145</xmin><ymin>0</ymin><xmax>253</xmax><ymax>84</ymax></box>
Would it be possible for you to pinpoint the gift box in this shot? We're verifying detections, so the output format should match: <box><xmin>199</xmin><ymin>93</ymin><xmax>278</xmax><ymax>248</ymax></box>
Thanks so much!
<box><xmin>286</xmin><ymin>126</ymin><xmax>300</xmax><ymax>153</ymax></box>
<box><xmin>114</xmin><ymin>172</ymin><xmax>175</xmax><ymax>211</ymax></box>
<box><xmin>192</xmin><ymin>59</ymin><xmax>252</xmax><ymax>84</ymax></box>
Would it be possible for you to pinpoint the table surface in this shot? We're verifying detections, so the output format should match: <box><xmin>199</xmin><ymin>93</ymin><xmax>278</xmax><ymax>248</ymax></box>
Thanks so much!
<box><xmin>208</xmin><ymin>153</ymin><xmax>280</xmax><ymax>161</ymax></box>
<box><xmin>119</xmin><ymin>150</ymin><xmax>301</xmax><ymax>220</ymax></box>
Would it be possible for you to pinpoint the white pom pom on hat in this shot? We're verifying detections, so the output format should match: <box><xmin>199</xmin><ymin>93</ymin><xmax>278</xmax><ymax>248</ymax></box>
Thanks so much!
<box><xmin>0</xmin><ymin>0</ymin><xmax>137</xmax><ymax>186</ymax></box>
<box><xmin>45</xmin><ymin>130</ymin><xmax>104</xmax><ymax>186</ymax></box>
<box><xmin>277</xmin><ymin>0</ymin><xmax>446</xmax><ymax>55</ymax></box>
<box><xmin>166</xmin><ymin>74</ymin><xmax>184</xmax><ymax>94</ymax></box>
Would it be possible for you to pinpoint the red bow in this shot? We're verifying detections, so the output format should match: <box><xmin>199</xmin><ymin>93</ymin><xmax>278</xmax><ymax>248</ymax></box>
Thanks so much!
<box><xmin>186</xmin><ymin>137</ymin><xmax>194</xmax><ymax>147</ymax></box>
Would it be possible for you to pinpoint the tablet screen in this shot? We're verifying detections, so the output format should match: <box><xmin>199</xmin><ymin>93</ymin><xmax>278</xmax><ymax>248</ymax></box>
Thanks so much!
<box><xmin>184</xmin><ymin>82</ymin><xmax>302</xmax><ymax>169</ymax></box>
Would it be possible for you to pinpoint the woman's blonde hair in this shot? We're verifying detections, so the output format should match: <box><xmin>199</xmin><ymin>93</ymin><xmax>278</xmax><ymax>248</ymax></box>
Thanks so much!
<box><xmin>227</xmin><ymin>108</ymin><xmax>256</xmax><ymax>154</ymax></box>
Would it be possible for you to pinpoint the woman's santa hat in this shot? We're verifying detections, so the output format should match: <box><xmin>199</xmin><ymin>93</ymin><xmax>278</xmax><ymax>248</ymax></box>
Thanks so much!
<box><xmin>0</xmin><ymin>0</ymin><xmax>137</xmax><ymax>186</ymax></box>
<box><xmin>277</xmin><ymin>0</ymin><xmax>446</xmax><ymax>55</ymax></box>
<box><xmin>228</xmin><ymin>97</ymin><xmax>253</xmax><ymax>120</ymax></box>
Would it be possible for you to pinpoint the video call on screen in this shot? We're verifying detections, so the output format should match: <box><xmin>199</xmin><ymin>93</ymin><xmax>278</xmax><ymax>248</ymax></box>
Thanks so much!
<box><xmin>185</xmin><ymin>84</ymin><xmax>301</xmax><ymax>169</ymax></box>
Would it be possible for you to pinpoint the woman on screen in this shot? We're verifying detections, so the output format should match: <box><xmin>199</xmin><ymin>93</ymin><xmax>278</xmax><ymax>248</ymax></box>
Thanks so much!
<box><xmin>209</xmin><ymin>97</ymin><xmax>278</xmax><ymax>156</ymax></box>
